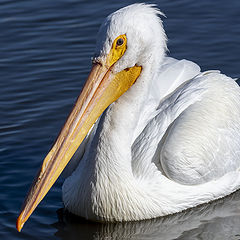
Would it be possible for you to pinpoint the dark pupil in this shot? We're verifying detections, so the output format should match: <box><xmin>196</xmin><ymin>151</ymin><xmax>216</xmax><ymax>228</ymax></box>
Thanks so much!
<box><xmin>116</xmin><ymin>38</ymin><xmax>124</xmax><ymax>46</ymax></box>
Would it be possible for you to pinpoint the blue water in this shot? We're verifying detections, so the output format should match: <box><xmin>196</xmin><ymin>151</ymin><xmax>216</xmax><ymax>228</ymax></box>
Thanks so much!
<box><xmin>1</xmin><ymin>0</ymin><xmax>240</xmax><ymax>239</ymax></box>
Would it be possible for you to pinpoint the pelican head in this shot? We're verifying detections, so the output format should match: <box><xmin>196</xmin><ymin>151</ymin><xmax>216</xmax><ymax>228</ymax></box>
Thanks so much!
<box><xmin>16</xmin><ymin>3</ymin><xmax>166</xmax><ymax>231</ymax></box>
<box><xmin>95</xmin><ymin>4</ymin><xmax>166</xmax><ymax>72</ymax></box>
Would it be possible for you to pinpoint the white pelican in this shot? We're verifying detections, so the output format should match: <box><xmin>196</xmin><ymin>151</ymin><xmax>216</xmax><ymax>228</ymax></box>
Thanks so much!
<box><xmin>17</xmin><ymin>3</ymin><xmax>240</xmax><ymax>231</ymax></box>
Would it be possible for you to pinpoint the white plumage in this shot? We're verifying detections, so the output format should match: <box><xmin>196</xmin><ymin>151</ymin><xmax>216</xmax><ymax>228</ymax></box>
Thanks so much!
<box><xmin>62</xmin><ymin>4</ymin><xmax>240</xmax><ymax>222</ymax></box>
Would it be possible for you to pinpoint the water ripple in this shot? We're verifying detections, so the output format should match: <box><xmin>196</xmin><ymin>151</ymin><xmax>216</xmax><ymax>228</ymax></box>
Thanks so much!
<box><xmin>1</xmin><ymin>0</ymin><xmax>240</xmax><ymax>239</ymax></box>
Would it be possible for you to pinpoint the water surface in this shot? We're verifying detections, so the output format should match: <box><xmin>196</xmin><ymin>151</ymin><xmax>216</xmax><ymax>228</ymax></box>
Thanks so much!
<box><xmin>1</xmin><ymin>0</ymin><xmax>240</xmax><ymax>239</ymax></box>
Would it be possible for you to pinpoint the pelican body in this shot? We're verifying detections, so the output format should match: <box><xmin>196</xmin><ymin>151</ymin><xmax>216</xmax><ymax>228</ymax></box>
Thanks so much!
<box><xmin>17</xmin><ymin>4</ymin><xmax>240</xmax><ymax>231</ymax></box>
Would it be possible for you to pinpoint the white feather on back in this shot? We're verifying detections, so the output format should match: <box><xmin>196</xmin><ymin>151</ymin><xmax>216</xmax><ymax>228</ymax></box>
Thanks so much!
<box><xmin>132</xmin><ymin>57</ymin><xmax>201</xmax><ymax>144</ymax></box>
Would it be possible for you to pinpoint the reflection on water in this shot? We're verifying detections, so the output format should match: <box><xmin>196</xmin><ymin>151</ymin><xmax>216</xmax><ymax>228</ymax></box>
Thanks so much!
<box><xmin>1</xmin><ymin>0</ymin><xmax>240</xmax><ymax>239</ymax></box>
<box><xmin>54</xmin><ymin>191</ymin><xmax>240</xmax><ymax>240</ymax></box>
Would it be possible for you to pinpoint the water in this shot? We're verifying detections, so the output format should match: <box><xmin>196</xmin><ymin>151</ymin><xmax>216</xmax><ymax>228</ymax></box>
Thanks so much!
<box><xmin>1</xmin><ymin>0</ymin><xmax>240</xmax><ymax>239</ymax></box>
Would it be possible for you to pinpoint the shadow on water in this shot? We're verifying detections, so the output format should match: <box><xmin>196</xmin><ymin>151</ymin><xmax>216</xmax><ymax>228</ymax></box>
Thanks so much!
<box><xmin>53</xmin><ymin>190</ymin><xmax>240</xmax><ymax>240</ymax></box>
<box><xmin>1</xmin><ymin>0</ymin><xmax>240</xmax><ymax>239</ymax></box>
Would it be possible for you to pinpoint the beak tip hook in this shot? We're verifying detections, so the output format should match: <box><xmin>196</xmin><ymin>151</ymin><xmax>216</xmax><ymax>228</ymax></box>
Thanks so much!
<box><xmin>16</xmin><ymin>215</ymin><xmax>24</xmax><ymax>232</ymax></box>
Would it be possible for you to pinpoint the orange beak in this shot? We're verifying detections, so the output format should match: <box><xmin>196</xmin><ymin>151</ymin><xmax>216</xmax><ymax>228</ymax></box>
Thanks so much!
<box><xmin>16</xmin><ymin>51</ymin><xmax>142</xmax><ymax>231</ymax></box>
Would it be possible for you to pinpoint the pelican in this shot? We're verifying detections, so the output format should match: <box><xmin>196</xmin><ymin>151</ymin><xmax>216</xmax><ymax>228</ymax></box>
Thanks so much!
<box><xmin>17</xmin><ymin>3</ymin><xmax>240</xmax><ymax>232</ymax></box>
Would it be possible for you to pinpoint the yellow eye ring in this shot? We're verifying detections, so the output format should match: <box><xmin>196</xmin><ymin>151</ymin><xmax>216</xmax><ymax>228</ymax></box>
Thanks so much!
<box><xmin>106</xmin><ymin>34</ymin><xmax>127</xmax><ymax>67</ymax></box>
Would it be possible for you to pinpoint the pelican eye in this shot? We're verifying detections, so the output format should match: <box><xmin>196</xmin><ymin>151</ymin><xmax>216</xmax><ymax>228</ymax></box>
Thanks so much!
<box><xmin>116</xmin><ymin>38</ymin><xmax>124</xmax><ymax>46</ymax></box>
<box><xmin>107</xmin><ymin>34</ymin><xmax>127</xmax><ymax>66</ymax></box>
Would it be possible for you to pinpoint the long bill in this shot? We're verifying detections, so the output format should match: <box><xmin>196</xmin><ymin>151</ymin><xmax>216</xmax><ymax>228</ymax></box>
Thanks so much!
<box><xmin>16</xmin><ymin>58</ymin><xmax>142</xmax><ymax>232</ymax></box>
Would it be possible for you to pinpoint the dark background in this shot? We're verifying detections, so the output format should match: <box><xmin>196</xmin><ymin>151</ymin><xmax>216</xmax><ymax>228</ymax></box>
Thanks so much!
<box><xmin>1</xmin><ymin>0</ymin><xmax>240</xmax><ymax>239</ymax></box>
